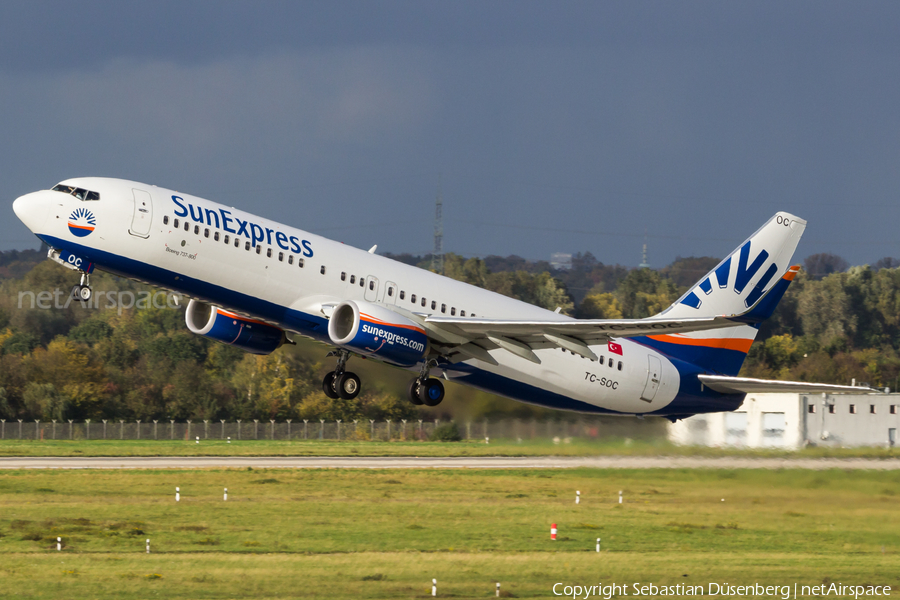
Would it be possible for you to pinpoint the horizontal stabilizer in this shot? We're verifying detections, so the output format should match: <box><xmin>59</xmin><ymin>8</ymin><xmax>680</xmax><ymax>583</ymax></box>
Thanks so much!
<box><xmin>699</xmin><ymin>374</ymin><xmax>877</xmax><ymax>395</ymax></box>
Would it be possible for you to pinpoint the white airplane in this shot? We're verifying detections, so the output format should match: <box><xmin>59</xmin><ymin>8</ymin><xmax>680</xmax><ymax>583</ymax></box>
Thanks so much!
<box><xmin>12</xmin><ymin>178</ymin><xmax>866</xmax><ymax>419</ymax></box>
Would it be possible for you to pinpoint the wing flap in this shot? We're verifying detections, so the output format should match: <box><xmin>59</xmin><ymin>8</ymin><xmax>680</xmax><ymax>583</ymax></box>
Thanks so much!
<box><xmin>699</xmin><ymin>374</ymin><xmax>876</xmax><ymax>395</ymax></box>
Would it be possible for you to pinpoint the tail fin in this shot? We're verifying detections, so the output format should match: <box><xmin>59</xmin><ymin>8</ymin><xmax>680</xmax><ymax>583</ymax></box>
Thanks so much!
<box><xmin>638</xmin><ymin>212</ymin><xmax>806</xmax><ymax>375</ymax></box>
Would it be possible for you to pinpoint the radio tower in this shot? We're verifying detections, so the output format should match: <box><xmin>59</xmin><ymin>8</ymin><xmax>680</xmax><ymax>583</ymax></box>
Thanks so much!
<box><xmin>638</xmin><ymin>229</ymin><xmax>650</xmax><ymax>269</ymax></box>
<box><xmin>432</xmin><ymin>177</ymin><xmax>444</xmax><ymax>274</ymax></box>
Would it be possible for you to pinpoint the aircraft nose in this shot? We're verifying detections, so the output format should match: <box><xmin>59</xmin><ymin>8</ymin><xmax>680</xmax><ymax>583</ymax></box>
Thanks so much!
<box><xmin>12</xmin><ymin>191</ymin><xmax>50</xmax><ymax>232</ymax></box>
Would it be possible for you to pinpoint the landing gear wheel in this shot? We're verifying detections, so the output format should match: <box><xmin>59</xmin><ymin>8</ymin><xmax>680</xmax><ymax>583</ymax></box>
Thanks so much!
<box><xmin>71</xmin><ymin>285</ymin><xmax>92</xmax><ymax>302</ymax></box>
<box><xmin>407</xmin><ymin>378</ymin><xmax>424</xmax><ymax>405</ymax></box>
<box><xmin>337</xmin><ymin>372</ymin><xmax>361</xmax><ymax>400</ymax></box>
<box><xmin>418</xmin><ymin>378</ymin><xmax>445</xmax><ymax>407</ymax></box>
<box><xmin>322</xmin><ymin>372</ymin><xmax>339</xmax><ymax>399</ymax></box>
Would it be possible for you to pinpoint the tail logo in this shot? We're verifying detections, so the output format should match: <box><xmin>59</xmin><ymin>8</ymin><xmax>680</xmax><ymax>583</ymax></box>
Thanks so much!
<box><xmin>68</xmin><ymin>208</ymin><xmax>96</xmax><ymax>238</ymax></box>
<box><xmin>681</xmin><ymin>241</ymin><xmax>778</xmax><ymax>310</ymax></box>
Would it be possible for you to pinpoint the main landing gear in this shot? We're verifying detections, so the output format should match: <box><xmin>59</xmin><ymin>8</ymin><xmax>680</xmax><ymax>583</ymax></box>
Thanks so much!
<box><xmin>407</xmin><ymin>360</ymin><xmax>445</xmax><ymax>407</ymax></box>
<box><xmin>71</xmin><ymin>272</ymin><xmax>92</xmax><ymax>303</ymax></box>
<box><xmin>323</xmin><ymin>350</ymin><xmax>361</xmax><ymax>400</ymax></box>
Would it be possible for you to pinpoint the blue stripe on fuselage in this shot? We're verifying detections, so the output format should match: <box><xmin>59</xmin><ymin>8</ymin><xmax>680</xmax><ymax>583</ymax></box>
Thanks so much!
<box><xmin>39</xmin><ymin>234</ymin><xmax>747</xmax><ymax>418</ymax></box>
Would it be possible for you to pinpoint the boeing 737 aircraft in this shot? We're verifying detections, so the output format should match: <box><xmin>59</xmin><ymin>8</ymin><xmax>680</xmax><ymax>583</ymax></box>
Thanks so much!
<box><xmin>12</xmin><ymin>178</ymin><xmax>865</xmax><ymax>420</ymax></box>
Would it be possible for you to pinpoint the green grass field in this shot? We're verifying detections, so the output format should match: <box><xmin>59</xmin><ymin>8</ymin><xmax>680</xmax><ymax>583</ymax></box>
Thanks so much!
<box><xmin>1</xmin><ymin>468</ymin><xmax>898</xmax><ymax>598</ymax></box>
<box><xmin>1</xmin><ymin>437</ymin><xmax>899</xmax><ymax>458</ymax></box>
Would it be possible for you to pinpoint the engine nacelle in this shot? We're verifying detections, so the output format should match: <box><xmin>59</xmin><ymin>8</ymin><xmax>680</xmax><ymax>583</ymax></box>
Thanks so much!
<box><xmin>327</xmin><ymin>300</ymin><xmax>428</xmax><ymax>367</ymax></box>
<box><xmin>185</xmin><ymin>299</ymin><xmax>285</xmax><ymax>355</ymax></box>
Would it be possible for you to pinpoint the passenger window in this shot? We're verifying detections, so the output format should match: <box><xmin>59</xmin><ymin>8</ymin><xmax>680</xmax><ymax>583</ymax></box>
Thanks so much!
<box><xmin>608</xmin><ymin>358</ymin><xmax>613</xmax><ymax>368</ymax></box>
<box><xmin>214</xmin><ymin>231</ymin><xmax>219</xmax><ymax>241</ymax></box>
<box><xmin>460</xmin><ymin>310</ymin><xmax>465</xmax><ymax>317</ymax></box>
<box><xmin>288</xmin><ymin>255</ymin><xmax>294</xmax><ymax>265</ymax></box>
<box><xmin>349</xmin><ymin>275</ymin><xmax>355</xmax><ymax>284</ymax></box>
<box><xmin>320</xmin><ymin>266</ymin><xmax>326</xmax><ymax>275</ymax></box>
<box><xmin>400</xmin><ymin>291</ymin><xmax>405</xmax><ymax>300</ymax></box>
<box><xmin>431</xmin><ymin>301</ymin><xmax>436</xmax><ymax>310</ymax></box>
<box><xmin>411</xmin><ymin>294</ymin><xmax>416</xmax><ymax>303</ymax></box>
<box><xmin>174</xmin><ymin>218</ymin><xmax>179</xmax><ymax>228</ymax></box>
<box><xmin>617</xmin><ymin>361</ymin><xmax>623</xmax><ymax>371</ymax></box>
<box><xmin>204</xmin><ymin>228</ymin><xmax>209</xmax><ymax>238</ymax></box>
<box><xmin>388</xmin><ymin>287</ymin><xmax>394</xmax><ymax>297</ymax></box>
<box><xmin>341</xmin><ymin>272</ymin><xmax>347</xmax><ymax>282</ymax></box>
<box><xmin>441</xmin><ymin>304</ymin><xmax>446</xmax><ymax>313</ymax></box>
<box><xmin>194</xmin><ymin>225</ymin><xmax>200</xmax><ymax>235</ymax></box>
<box><xmin>369</xmin><ymin>280</ymin><xmax>375</xmax><ymax>291</ymax></box>
<box><xmin>184</xmin><ymin>222</ymin><xmax>189</xmax><ymax>232</ymax></box>
<box><xmin>421</xmin><ymin>297</ymin><xmax>426</xmax><ymax>307</ymax></box>
<box><xmin>278</xmin><ymin>252</ymin><xmax>283</xmax><ymax>261</ymax></box>
<box><xmin>234</xmin><ymin>238</ymin><xmax>239</xmax><ymax>247</ymax></box>
<box><xmin>256</xmin><ymin>245</ymin><xmax>262</xmax><ymax>255</ymax></box>
<box><xmin>223</xmin><ymin>234</ymin><xmax>229</xmax><ymax>243</ymax></box>
<box><xmin>245</xmin><ymin>241</ymin><xmax>250</xmax><ymax>251</ymax></box>
<box><xmin>599</xmin><ymin>355</ymin><xmax>604</xmax><ymax>364</ymax></box>
<box><xmin>450</xmin><ymin>307</ymin><xmax>456</xmax><ymax>316</ymax></box>
<box><xmin>163</xmin><ymin>216</ymin><xmax>169</xmax><ymax>225</ymax></box>
<box><xmin>298</xmin><ymin>258</ymin><xmax>304</xmax><ymax>268</ymax></box>
<box><xmin>266</xmin><ymin>248</ymin><xmax>271</xmax><ymax>258</ymax></box>
<box><xmin>359</xmin><ymin>278</ymin><xmax>364</xmax><ymax>287</ymax></box>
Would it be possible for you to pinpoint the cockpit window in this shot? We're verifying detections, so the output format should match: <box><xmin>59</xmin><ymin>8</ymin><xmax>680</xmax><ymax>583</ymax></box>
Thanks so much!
<box><xmin>52</xmin><ymin>184</ymin><xmax>100</xmax><ymax>201</ymax></box>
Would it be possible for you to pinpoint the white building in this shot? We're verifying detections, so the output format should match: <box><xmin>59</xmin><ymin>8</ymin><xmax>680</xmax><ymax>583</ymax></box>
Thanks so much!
<box><xmin>668</xmin><ymin>393</ymin><xmax>900</xmax><ymax>449</ymax></box>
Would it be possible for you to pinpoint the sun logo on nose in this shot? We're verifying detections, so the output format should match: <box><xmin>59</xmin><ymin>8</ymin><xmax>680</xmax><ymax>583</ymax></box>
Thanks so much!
<box><xmin>68</xmin><ymin>207</ymin><xmax>96</xmax><ymax>237</ymax></box>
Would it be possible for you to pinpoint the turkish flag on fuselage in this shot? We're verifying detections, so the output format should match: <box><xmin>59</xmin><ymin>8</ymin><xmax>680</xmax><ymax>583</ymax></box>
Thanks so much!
<box><xmin>608</xmin><ymin>341</ymin><xmax>623</xmax><ymax>355</ymax></box>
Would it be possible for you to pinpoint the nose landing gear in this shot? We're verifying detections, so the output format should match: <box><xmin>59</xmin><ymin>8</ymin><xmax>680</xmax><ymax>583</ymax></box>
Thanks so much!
<box><xmin>323</xmin><ymin>350</ymin><xmax>361</xmax><ymax>400</ymax></box>
<box><xmin>71</xmin><ymin>272</ymin><xmax>92</xmax><ymax>303</ymax></box>
<box><xmin>407</xmin><ymin>360</ymin><xmax>445</xmax><ymax>407</ymax></box>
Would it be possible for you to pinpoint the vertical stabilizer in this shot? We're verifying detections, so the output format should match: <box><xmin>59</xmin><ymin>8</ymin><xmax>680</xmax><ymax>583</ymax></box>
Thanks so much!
<box><xmin>636</xmin><ymin>212</ymin><xmax>806</xmax><ymax>375</ymax></box>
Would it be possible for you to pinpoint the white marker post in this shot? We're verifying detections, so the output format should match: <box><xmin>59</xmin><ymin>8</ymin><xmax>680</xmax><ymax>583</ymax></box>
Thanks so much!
<box><xmin>57</xmin><ymin>537</ymin><xmax>61</xmax><ymax>551</ymax></box>
<box><xmin>224</xmin><ymin>488</ymin><xmax>228</xmax><ymax>501</ymax></box>
<box><xmin>146</xmin><ymin>538</ymin><xmax>150</xmax><ymax>553</ymax></box>
<box><xmin>596</xmin><ymin>537</ymin><xmax>601</xmax><ymax>552</ymax></box>
<box><xmin>227</xmin><ymin>436</ymin><xmax>231</xmax><ymax>444</ymax></box>
<box><xmin>176</xmin><ymin>487</ymin><xmax>180</xmax><ymax>502</ymax></box>
<box><xmin>195</xmin><ymin>436</ymin><xmax>199</xmax><ymax>444</ymax></box>
<box><xmin>618</xmin><ymin>490</ymin><xmax>622</xmax><ymax>504</ymax></box>
<box><xmin>576</xmin><ymin>490</ymin><xmax>580</xmax><ymax>504</ymax></box>
<box><xmin>496</xmin><ymin>582</ymin><xmax>501</xmax><ymax>597</ymax></box>
<box><xmin>432</xmin><ymin>579</ymin><xmax>437</xmax><ymax>597</ymax></box>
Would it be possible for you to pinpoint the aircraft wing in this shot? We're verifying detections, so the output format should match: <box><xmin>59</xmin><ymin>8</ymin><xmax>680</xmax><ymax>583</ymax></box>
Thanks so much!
<box><xmin>417</xmin><ymin>313</ymin><xmax>747</xmax><ymax>365</ymax></box>
<box><xmin>698</xmin><ymin>375</ymin><xmax>876</xmax><ymax>395</ymax></box>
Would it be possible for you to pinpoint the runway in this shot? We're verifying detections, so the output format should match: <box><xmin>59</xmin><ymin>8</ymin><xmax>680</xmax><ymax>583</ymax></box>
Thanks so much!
<box><xmin>0</xmin><ymin>456</ymin><xmax>898</xmax><ymax>470</ymax></box>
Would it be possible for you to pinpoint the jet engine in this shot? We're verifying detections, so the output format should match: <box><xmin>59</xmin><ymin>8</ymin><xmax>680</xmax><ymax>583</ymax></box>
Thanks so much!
<box><xmin>185</xmin><ymin>299</ymin><xmax>285</xmax><ymax>355</ymax></box>
<box><xmin>327</xmin><ymin>300</ymin><xmax>429</xmax><ymax>366</ymax></box>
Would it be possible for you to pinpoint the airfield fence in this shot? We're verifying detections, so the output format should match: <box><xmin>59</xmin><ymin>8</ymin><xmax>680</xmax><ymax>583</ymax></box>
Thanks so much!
<box><xmin>0</xmin><ymin>417</ymin><xmax>663</xmax><ymax>442</ymax></box>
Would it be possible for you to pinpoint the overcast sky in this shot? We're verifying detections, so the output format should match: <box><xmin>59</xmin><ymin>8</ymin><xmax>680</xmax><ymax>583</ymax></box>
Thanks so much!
<box><xmin>2</xmin><ymin>1</ymin><xmax>899</xmax><ymax>269</ymax></box>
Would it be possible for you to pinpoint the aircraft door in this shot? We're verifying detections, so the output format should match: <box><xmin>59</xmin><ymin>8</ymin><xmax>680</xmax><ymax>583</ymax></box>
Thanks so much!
<box><xmin>364</xmin><ymin>276</ymin><xmax>379</xmax><ymax>302</ymax></box>
<box><xmin>641</xmin><ymin>355</ymin><xmax>662</xmax><ymax>402</ymax></box>
<box><xmin>383</xmin><ymin>281</ymin><xmax>398</xmax><ymax>305</ymax></box>
<box><xmin>129</xmin><ymin>189</ymin><xmax>153</xmax><ymax>238</ymax></box>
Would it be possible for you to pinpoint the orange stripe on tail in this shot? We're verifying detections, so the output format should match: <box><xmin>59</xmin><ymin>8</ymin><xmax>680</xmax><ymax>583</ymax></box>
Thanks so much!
<box><xmin>646</xmin><ymin>334</ymin><xmax>754</xmax><ymax>354</ymax></box>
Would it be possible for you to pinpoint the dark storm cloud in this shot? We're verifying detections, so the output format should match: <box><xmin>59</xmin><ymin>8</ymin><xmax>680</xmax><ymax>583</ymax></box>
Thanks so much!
<box><xmin>2</xmin><ymin>1</ymin><xmax>900</xmax><ymax>268</ymax></box>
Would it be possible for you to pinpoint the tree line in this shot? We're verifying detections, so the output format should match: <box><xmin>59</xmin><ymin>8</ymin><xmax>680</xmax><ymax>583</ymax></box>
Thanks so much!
<box><xmin>1</xmin><ymin>247</ymin><xmax>898</xmax><ymax>423</ymax></box>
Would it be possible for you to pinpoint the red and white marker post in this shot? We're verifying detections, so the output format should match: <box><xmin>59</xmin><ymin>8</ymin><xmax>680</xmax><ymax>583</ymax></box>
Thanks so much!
<box><xmin>551</xmin><ymin>523</ymin><xmax>557</xmax><ymax>540</ymax></box>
